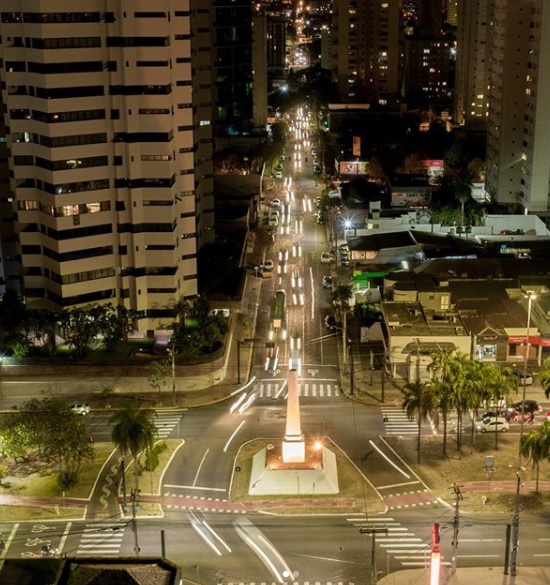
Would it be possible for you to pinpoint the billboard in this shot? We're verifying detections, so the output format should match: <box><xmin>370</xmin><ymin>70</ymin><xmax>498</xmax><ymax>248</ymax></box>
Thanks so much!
<box><xmin>339</xmin><ymin>160</ymin><xmax>369</xmax><ymax>175</ymax></box>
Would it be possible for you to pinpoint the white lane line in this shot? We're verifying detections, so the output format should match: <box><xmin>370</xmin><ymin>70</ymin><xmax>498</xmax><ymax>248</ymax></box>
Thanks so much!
<box><xmin>377</xmin><ymin>481</ymin><xmax>421</xmax><ymax>490</ymax></box>
<box><xmin>164</xmin><ymin>484</ymin><xmax>226</xmax><ymax>492</ymax></box>
<box><xmin>369</xmin><ymin>440</ymin><xmax>411</xmax><ymax>479</ymax></box>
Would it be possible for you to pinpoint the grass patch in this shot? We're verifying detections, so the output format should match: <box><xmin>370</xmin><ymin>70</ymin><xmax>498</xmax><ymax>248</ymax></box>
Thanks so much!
<box><xmin>230</xmin><ymin>438</ymin><xmax>385</xmax><ymax>515</ymax></box>
<box><xmin>385</xmin><ymin>433</ymin><xmax>550</xmax><ymax>514</ymax></box>
<box><xmin>0</xmin><ymin>443</ymin><xmax>114</xmax><ymax>499</ymax></box>
<box><xmin>125</xmin><ymin>439</ymin><xmax>183</xmax><ymax>518</ymax></box>
<box><xmin>0</xmin><ymin>443</ymin><xmax>116</xmax><ymax>521</ymax></box>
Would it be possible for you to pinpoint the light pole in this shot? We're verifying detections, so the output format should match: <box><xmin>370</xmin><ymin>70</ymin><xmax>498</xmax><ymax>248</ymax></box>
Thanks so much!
<box><xmin>510</xmin><ymin>290</ymin><xmax>536</xmax><ymax>576</ymax></box>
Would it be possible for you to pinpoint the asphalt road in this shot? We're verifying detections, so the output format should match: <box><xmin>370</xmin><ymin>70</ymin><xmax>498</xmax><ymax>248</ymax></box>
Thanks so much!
<box><xmin>2</xmin><ymin>109</ymin><xmax>550</xmax><ymax>583</ymax></box>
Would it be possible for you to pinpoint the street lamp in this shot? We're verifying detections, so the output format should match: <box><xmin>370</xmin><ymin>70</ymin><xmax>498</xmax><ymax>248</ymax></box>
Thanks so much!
<box><xmin>510</xmin><ymin>290</ymin><xmax>537</xmax><ymax>576</ymax></box>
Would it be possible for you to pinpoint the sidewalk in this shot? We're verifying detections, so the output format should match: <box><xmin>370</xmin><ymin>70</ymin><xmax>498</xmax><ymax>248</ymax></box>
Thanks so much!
<box><xmin>379</xmin><ymin>566</ymin><xmax>550</xmax><ymax>585</ymax></box>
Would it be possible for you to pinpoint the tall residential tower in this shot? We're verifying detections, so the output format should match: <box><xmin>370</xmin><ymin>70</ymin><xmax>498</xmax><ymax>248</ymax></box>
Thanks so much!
<box><xmin>0</xmin><ymin>1</ymin><xmax>215</xmax><ymax>330</ymax></box>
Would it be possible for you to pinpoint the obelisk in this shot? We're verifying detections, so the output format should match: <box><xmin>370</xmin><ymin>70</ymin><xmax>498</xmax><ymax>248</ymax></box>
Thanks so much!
<box><xmin>282</xmin><ymin>369</ymin><xmax>305</xmax><ymax>463</ymax></box>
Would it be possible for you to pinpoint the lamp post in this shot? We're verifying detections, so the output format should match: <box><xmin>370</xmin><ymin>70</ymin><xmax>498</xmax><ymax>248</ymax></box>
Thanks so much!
<box><xmin>510</xmin><ymin>290</ymin><xmax>536</xmax><ymax>576</ymax></box>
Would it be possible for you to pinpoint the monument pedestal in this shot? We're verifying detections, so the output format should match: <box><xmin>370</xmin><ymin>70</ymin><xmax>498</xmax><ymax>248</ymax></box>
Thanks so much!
<box><xmin>248</xmin><ymin>440</ymin><xmax>339</xmax><ymax>495</ymax></box>
<box><xmin>248</xmin><ymin>368</ymin><xmax>339</xmax><ymax>495</ymax></box>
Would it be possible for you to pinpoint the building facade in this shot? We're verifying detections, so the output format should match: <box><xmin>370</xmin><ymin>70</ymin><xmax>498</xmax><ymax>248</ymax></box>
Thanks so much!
<box><xmin>485</xmin><ymin>0</ymin><xmax>550</xmax><ymax>212</ymax></box>
<box><xmin>0</xmin><ymin>1</ymin><xmax>216</xmax><ymax>330</ymax></box>
<box><xmin>454</xmin><ymin>0</ymin><xmax>490</xmax><ymax>126</ymax></box>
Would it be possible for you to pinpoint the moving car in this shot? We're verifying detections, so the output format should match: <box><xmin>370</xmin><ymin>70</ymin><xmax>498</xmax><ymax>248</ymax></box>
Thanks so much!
<box><xmin>70</xmin><ymin>403</ymin><xmax>91</xmax><ymax>416</ymax></box>
<box><xmin>324</xmin><ymin>315</ymin><xmax>341</xmax><ymax>331</ymax></box>
<box><xmin>320</xmin><ymin>252</ymin><xmax>334</xmax><ymax>264</ymax></box>
<box><xmin>476</xmin><ymin>416</ymin><xmax>509</xmax><ymax>433</ymax></box>
<box><xmin>322</xmin><ymin>275</ymin><xmax>333</xmax><ymax>289</ymax></box>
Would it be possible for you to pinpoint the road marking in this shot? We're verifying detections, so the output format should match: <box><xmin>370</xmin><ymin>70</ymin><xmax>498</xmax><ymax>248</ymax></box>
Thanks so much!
<box><xmin>369</xmin><ymin>440</ymin><xmax>411</xmax><ymax>480</ymax></box>
<box><xmin>164</xmin><ymin>484</ymin><xmax>227</xmax><ymax>492</ymax></box>
<box><xmin>377</xmin><ymin>481</ymin><xmax>421</xmax><ymax>490</ymax></box>
<box><xmin>457</xmin><ymin>555</ymin><xmax>500</xmax><ymax>558</ymax></box>
<box><xmin>461</xmin><ymin>539</ymin><xmax>502</xmax><ymax>543</ymax></box>
<box><xmin>193</xmin><ymin>448</ymin><xmax>210</xmax><ymax>487</ymax></box>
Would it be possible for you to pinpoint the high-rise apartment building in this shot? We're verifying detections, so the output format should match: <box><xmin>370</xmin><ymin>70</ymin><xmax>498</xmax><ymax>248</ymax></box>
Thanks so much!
<box><xmin>485</xmin><ymin>0</ymin><xmax>550</xmax><ymax>211</ymax></box>
<box><xmin>0</xmin><ymin>1</ymin><xmax>215</xmax><ymax>331</ymax></box>
<box><xmin>213</xmin><ymin>0</ymin><xmax>254</xmax><ymax>136</ymax></box>
<box><xmin>332</xmin><ymin>0</ymin><xmax>401</xmax><ymax>106</ymax></box>
<box><xmin>454</xmin><ymin>0</ymin><xmax>490</xmax><ymax>126</ymax></box>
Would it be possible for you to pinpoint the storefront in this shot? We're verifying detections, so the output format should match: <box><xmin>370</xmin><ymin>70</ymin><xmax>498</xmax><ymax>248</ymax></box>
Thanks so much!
<box><xmin>474</xmin><ymin>333</ymin><xmax>508</xmax><ymax>362</ymax></box>
<box><xmin>507</xmin><ymin>335</ymin><xmax>550</xmax><ymax>366</ymax></box>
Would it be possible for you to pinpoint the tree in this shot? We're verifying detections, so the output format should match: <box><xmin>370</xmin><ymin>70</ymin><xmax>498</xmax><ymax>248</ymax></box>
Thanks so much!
<box><xmin>98</xmin><ymin>304</ymin><xmax>136</xmax><ymax>352</ymax></box>
<box><xmin>539</xmin><ymin>356</ymin><xmax>550</xmax><ymax>399</ymax></box>
<box><xmin>0</xmin><ymin>288</ymin><xmax>26</xmax><ymax>340</ymax></box>
<box><xmin>110</xmin><ymin>404</ymin><xmax>158</xmax><ymax>491</ymax></box>
<box><xmin>520</xmin><ymin>423</ymin><xmax>550</xmax><ymax>493</ymax></box>
<box><xmin>478</xmin><ymin>364</ymin><xmax>518</xmax><ymax>449</ymax></box>
<box><xmin>402</xmin><ymin>380</ymin><xmax>436</xmax><ymax>463</ymax></box>
<box><xmin>0</xmin><ymin>412</ymin><xmax>32</xmax><ymax>462</ymax></box>
<box><xmin>147</xmin><ymin>360</ymin><xmax>171</xmax><ymax>396</ymax></box>
<box><xmin>2</xmin><ymin>397</ymin><xmax>94</xmax><ymax>483</ymax></box>
<box><xmin>27</xmin><ymin>309</ymin><xmax>58</xmax><ymax>356</ymax></box>
<box><xmin>429</xmin><ymin>350</ymin><xmax>474</xmax><ymax>454</ymax></box>
<box><xmin>453</xmin><ymin>177</ymin><xmax>472</xmax><ymax>227</ymax></box>
<box><xmin>60</xmin><ymin>306</ymin><xmax>101</xmax><ymax>358</ymax></box>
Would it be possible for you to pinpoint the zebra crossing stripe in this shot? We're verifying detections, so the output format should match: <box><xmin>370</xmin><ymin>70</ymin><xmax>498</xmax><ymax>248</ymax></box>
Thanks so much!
<box><xmin>259</xmin><ymin>382</ymin><xmax>339</xmax><ymax>398</ymax></box>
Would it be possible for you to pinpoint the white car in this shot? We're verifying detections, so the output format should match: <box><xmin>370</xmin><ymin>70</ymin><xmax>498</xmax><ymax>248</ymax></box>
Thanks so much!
<box><xmin>271</xmin><ymin>198</ymin><xmax>281</xmax><ymax>208</ymax></box>
<box><xmin>268</xmin><ymin>216</ymin><xmax>279</xmax><ymax>227</ymax></box>
<box><xmin>263</xmin><ymin>259</ymin><xmax>274</xmax><ymax>272</ymax></box>
<box><xmin>476</xmin><ymin>417</ymin><xmax>509</xmax><ymax>433</ymax></box>
<box><xmin>70</xmin><ymin>403</ymin><xmax>90</xmax><ymax>416</ymax></box>
<box><xmin>320</xmin><ymin>252</ymin><xmax>334</xmax><ymax>264</ymax></box>
<box><xmin>210</xmin><ymin>308</ymin><xmax>230</xmax><ymax>318</ymax></box>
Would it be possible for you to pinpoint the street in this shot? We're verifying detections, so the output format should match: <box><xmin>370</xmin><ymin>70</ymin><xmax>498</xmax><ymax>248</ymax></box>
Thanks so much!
<box><xmin>1</xmin><ymin>107</ymin><xmax>549</xmax><ymax>584</ymax></box>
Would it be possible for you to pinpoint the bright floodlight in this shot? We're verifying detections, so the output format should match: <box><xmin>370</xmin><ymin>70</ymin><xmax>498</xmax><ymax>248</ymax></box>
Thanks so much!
<box><xmin>344</xmin><ymin>219</ymin><xmax>352</xmax><ymax>229</ymax></box>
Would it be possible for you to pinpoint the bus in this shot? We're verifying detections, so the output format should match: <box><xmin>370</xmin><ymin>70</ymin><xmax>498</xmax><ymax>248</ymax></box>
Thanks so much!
<box><xmin>269</xmin><ymin>289</ymin><xmax>287</xmax><ymax>341</ymax></box>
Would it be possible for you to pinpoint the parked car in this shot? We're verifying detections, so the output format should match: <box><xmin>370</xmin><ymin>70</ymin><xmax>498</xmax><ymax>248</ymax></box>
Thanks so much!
<box><xmin>210</xmin><ymin>308</ymin><xmax>230</xmax><ymax>318</ymax></box>
<box><xmin>322</xmin><ymin>276</ymin><xmax>333</xmax><ymax>289</ymax></box>
<box><xmin>268</xmin><ymin>216</ymin><xmax>279</xmax><ymax>228</ymax></box>
<box><xmin>509</xmin><ymin>400</ymin><xmax>541</xmax><ymax>414</ymax></box>
<box><xmin>70</xmin><ymin>403</ymin><xmax>91</xmax><ymax>416</ymax></box>
<box><xmin>320</xmin><ymin>252</ymin><xmax>334</xmax><ymax>264</ymax></box>
<box><xmin>273</xmin><ymin>170</ymin><xmax>283</xmax><ymax>179</ymax></box>
<box><xmin>476</xmin><ymin>417</ymin><xmax>509</xmax><ymax>433</ymax></box>
<box><xmin>271</xmin><ymin>198</ymin><xmax>281</xmax><ymax>208</ymax></box>
<box><xmin>263</xmin><ymin>259</ymin><xmax>274</xmax><ymax>272</ymax></box>
<box><xmin>513</xmin><ymin>370</ymin><xmax>533</xmax><ymax>385</ymax></box>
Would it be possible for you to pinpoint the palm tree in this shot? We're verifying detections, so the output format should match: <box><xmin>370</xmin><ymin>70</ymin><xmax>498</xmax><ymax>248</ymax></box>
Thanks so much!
<box><xmin>110</xmin><ymin>403</ymin><xmax>158</xmax><ymax>491</ymax></box>
<box><xmin>430</xmin><ymin>378</ymin><xmax>452</xmax><ymax>457</ymax></box>
<box><xmin>520</xmin><ymin>422</ymin><xmax>550</xmax><ymax>493</ymax></box>
<box><xmin>539</xmin><ymin>356</ymin><xmax>550</xmax><ymax>399</ymax></box>
<box><xmin>479</xmin><ymin>364</ymin><xmax>518</xmax><ymax>449</ymax></box>
<box><xmin>402</xmin><ymin>381</ymin><xmax>436</xmax><ymax>463</ymax></box>
<box><xmin>429</xmin><ymin>350</ymin><xmax>473</xmax><ymax>453</ymax></box>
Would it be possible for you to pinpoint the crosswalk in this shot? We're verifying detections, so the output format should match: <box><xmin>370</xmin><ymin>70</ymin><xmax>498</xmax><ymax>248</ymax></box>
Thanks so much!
<box><xmin>381</xmin><ymin>406</ymin><xmax>418</xmax><ymax>435</ymax></box>
<box><xmin>347</xmin><ymin>515</ymin><xmax>450</xmax><ymax>568</ymax></box>
<box><xmin>76</xmin><ymin>522</ymin><xmax>126</xmax><ymax>556</ymax></box>
<box><xmin>155</xmin><ymin>412</ymin><xmax>183</xmax><ymax>438</ymax></box>
<box><xmin>258</xmin><ymin>380</ymin><xmax>340</xmax><ymax>398</ymax></box>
